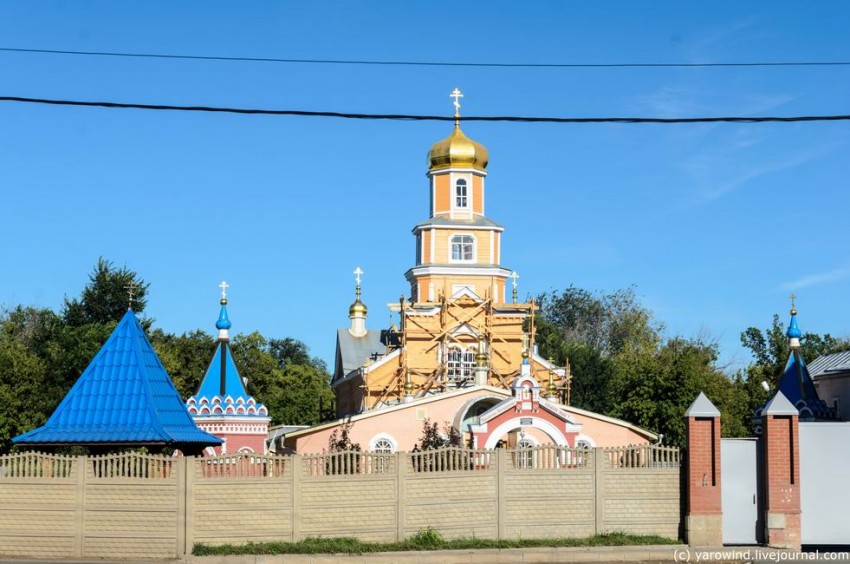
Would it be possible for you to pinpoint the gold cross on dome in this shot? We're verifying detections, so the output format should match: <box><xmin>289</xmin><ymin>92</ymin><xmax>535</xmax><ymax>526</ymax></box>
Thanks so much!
<box><xmin>124</xmin><ymin>282</ymin><xmax>138</xmax><ymax>310</ymax></box>
<box><xmin>450</xmin><ymin>88</ymin><xmax>464</xmax><ymax>118</ymax></box>
<box><xmin>353</xmin><ymin>267</ymin><xmax>363</xmax><ymax>286</ymax></box>
<box><xmin>789</xmin><ymin>293</ymin><xmax>796</xmax><ymax>309</ymax></box>
<box><xmin>219</xmin><ymin>280</ymin><xmax>229</xmax><ymax>300</ymax></box>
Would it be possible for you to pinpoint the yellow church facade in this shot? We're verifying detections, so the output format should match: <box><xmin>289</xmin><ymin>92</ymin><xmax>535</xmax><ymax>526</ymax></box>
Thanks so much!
<box><xmin>282</xmin><ymin>91</ymin><xmax>656</xmax><ymax>454</ymax></box>
<box><xmin>332</xmin><ymin>92</ymin><xmax>568</xmax><ymax>417</ymax></box>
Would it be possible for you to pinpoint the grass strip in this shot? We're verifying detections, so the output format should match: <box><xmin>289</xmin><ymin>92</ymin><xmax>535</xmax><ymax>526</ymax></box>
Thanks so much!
<box><xmin>193</xmin><ymin>530</ymin><xmax>679</xmax><ymax>556</ymax></box>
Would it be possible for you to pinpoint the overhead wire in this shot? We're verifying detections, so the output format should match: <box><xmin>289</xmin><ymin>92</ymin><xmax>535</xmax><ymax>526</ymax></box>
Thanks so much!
<box><xmin>2</xmin><ymin>46</ymin><xmax>850</xmax><ymax>69</ymax></box>
<box><xmin>1</xmin><ymin>96</ymin><xmax>849</xmax><ymax>124</ymax></box>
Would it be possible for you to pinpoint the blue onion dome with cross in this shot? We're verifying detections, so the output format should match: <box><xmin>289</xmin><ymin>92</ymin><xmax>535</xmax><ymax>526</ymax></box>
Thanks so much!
<box><xmin>771</xmin><ymin>295</ymin><xmax>835</xmax><ymax>421</ymax></box>
<box><xmin>428</xmin><ymin>88</ymin><xmax>489</xmax><ymax>172</ymax></box>
<box><xmin>186</xmin><ymin>282</ymin><xmax>269</xmax><ymax>418</ymax></box>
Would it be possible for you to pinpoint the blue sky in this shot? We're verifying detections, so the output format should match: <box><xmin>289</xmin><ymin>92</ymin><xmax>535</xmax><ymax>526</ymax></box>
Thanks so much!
<box><xmin>1</xmin><ymin>2</ymin><xmax>849</xmax><ymax>372</ymax></box>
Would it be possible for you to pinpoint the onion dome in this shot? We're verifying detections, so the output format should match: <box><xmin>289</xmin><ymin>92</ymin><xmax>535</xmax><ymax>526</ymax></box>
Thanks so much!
<box><xmin>428</xmin><ymin>88</ymin><xmax>488</xmax><ymax>172</ymax></box>
<box><xmin>216</xmin><ymin>298</ymin><xmax>232</xmax><ymax>330</ymax></box>
<box><xmin>787</xmin><ymin>304</ymin><xmax>802</xmax><ymax>340</ymax></box>
<box><xmin>349</xmin><ymin>298</ymin><xmax>367</xmax><ymax>317</ymax></box>
<box><xmin>428</xmin><ymin>124</ymin><xmax>489</xmax><ymax>172</ymax></box>
<box><xmin>349</xmin><ymin>283</ymin><xmax>367</xmax><ymax>316</ymax></box>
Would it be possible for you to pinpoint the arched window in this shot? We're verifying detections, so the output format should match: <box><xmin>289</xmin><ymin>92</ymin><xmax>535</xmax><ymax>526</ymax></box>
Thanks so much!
<box><xmin>455</xmin><ymin>178</ymin><xmax>468</xmax><ymax>208</ymax></box>
<box><xmin>446</xmin><ymin>346</ymin><xmax>476</xmax><ymax>381</ymax></box>
<box><xmin>373</xmin><ymin>439</ymin><xmax>394</xmax><ymax>454</ymax></box>
<box><xmin>450</xmin><ymin>234</ymin><xmax>474</xmax><ymax>262</ymax></box>
<box><xmin>516</xmin><ymin>438</ymin><xmax>536</xmax><ymax>469</ymax></box>
<box><xmin>370</xmin><ymin>435</ymin><xmax>396</xmax><ymax>474</ymax></box>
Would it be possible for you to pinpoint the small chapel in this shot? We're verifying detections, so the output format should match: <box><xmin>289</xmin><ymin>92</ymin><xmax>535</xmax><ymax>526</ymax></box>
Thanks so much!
<box><xmin>284</xmin><ymin>91</ymin><xmax>656</xmax><ymax>454</ymax></box>
<box><xmin>186</xmin><ymin>284</ymin><xmax>271</xmax><ymax>455</ymax></box>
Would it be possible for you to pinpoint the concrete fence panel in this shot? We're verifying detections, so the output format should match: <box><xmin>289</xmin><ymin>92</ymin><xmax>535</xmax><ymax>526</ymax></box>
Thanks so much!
<box><xmin>0</xmin><ymin>446</ymin><xmax>683</xmax><ymax>559</ymax></box>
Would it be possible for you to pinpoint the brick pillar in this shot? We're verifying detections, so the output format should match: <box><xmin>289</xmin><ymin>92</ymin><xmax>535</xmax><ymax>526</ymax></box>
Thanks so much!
<box><xmin>761</xmin><ymin>391</ymin><xmax>801</xmax><ymax>550</ymax></box>
<box><xmin>684</xmin><ymin>392</ymin><xmax>722</xmax><ymax>546</ymax></box>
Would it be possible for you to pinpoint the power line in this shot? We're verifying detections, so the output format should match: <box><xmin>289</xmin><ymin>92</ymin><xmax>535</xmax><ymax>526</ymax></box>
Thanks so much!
<box><xmin>2</xmin><ymin>95</ymin><xmax>849</xmax><ymax>124</ymax></box>
<box><xmin>3</xmin><ymin>46</ymin><xmax>850</xmax><ymax>69</ymax></box>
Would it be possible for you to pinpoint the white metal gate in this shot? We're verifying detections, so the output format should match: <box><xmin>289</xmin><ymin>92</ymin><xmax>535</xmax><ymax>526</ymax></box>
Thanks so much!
<box><xmin>800</xmin><ymin>422</ymin><xmax>850</xmax><ymax>545</ymax></box>
<box><xmin>721</xmin><ymin>438</ymin><xmax>763</xmax><ymax>545</ymax></box>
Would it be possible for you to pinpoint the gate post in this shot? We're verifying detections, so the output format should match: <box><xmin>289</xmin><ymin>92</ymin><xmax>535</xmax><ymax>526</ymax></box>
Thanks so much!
<box><xmin>761</xmin><ymin>392</ymin><xmax>801</xmax><ymax>550</ymax></box>
<box><xmin>684</xmin><ymin>392</ymin><xmax>722</xmax><ymax>546</ymax></box>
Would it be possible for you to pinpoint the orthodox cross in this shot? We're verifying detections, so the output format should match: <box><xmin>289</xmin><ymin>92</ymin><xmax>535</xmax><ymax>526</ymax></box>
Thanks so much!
<box><xmin>353</xmin><ymin>267</ymin><xmax>363</xmax><ymax>287</ymax></box>
<box><xmin>450</xmin><ymin>88</ymin><xmax>463</xmax><ymax>118</ymax></box>
<box><xmin>510</xmin><ymin>271</ymin><xmax>519</xmax><ymax>303</ymax></box>
<box><xmin>789</xmin><ymin>292</ymin><xmax>797</xmax><ymax>310</ymax></box>
<box><xmin>219</xmin><ymin>280</ymin><xmax>229</xmax><ymax>301</ymax></box>
<box><xmin>124</xmin><ymin>282</ymin><xmax>138</xmax><ymax>310</ymax></box>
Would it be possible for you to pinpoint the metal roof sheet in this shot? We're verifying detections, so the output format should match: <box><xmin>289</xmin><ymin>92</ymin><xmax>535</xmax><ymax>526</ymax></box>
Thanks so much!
<box><xmin>187</xmin><ymin>339</ymin><xmax>269</xmax><ymax>418</ymax></box>
<box><xmin>778</xmin><ymin>348</ymin><xmax>820</xmax><ymax>406</ymax></box>
<box><xmin>333</xmin><ymin>328</ymin><xmax>387</xmax><ymax>383</ymax></box>
<box><xmin>413</xmin><ymin>216</ymin><xmax>504</xmax><ymax>230</ymax></box>
<box><xmin>808</xmin><ymin>350</ymin><xmax>850</xmax><ymax>378</ymax></box>
<box><xmin>13</xmin><ymin>310</ymin><xmax>222</xmax><ymax>447</ymax></box>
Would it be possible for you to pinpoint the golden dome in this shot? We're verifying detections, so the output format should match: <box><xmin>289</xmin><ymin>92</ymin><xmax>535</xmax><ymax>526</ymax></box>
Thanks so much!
<box><xmin>349</xmin><ymin>298</ymin><xmax>367</xmax><ymax>316</ymax></box>
<box><xmin>428</xmin><ymin>124</ymin><xmax>489</xmax><ymax>172</ymax></box>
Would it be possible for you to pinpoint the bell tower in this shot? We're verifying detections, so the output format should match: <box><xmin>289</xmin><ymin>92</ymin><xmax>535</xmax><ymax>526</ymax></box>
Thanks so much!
<box><xmin>405</xmin><ymin>88</ymin><xmax>512</xmax><ymax>304</ymax></box>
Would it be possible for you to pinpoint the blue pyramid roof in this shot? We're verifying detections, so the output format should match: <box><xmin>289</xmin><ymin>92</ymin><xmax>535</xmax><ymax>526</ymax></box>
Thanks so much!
<box><xmin>196</xmin><ymin>342</ymin><xmax>250</xmax><ymax>400</ymax></box>
<box><xmin>186</xmin><ymin>302</ymin><xmax>269</xmax><ymax>419</ymax></box>
<box><xmin>13</xmin><ymin>310</ymin><xmax>222</xmax><ymax>448</ymax></box>
<box><xmin>778</xmin><ymin>348</ymin><xmax>820</xmax><ymax>407</ymax></box>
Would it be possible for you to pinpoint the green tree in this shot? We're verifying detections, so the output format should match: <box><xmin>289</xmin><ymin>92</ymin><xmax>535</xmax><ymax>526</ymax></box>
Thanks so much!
<box><xmin>412</xmin><ymin>419</ymin><xmax>461</xmax><ymax>451</ymax></box>
<box><xmin>611</xmin><ymin>337</ymin><xmax>746</xmax><ymax>448</ymax></box>
<box><xmin>327</xmin><ymin>420</ymin><xmax>361</xmax><ymax>452</ymax></box>
<box><xmin>63</xmin><ymin>258</ymin><xmax>150</xmax><ymax>326</ymax></box>
<box><xmin>740</xmin><ymin>314</ymin><xmax>850</xmax><ymax>389</ymax></box>
<box><xmin>230</xmin><ymin>332</ymin><xmax>334</xmax><ymax>426</ymax></box>
<box><xmin>735</xmin><ymin>313</ymin><xmax>850</xmax><ymax>434</ymax></box>
<box><xmin>150</xmin><ymin>329</ymin><xmax>216</xmax><ymax>398</ymax></box>
<box><xmin>0</xmin><ymin>315</ymin><xmax>55</xmax><ymax>452</ymax></box>
<box><xmin>537</xmin><ymin>286</ymin><xmax>659</xmax><ymax>357</ymax></box>
<box><xmin>536</xmin><ymin>286</ymin><xmax>660</xmax><ymax>414</ymax></box>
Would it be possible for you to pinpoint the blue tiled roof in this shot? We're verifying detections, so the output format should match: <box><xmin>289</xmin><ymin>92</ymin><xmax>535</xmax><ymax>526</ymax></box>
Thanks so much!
<box><xmin>13</xmin><ymin>310</ymin><xmax>222</xmax><ymax>447</ymax></box>
<box><xmin>778</xmin><ymin>348</ymin><xmax>819</xmax><ymax>406</ymax></box>
<box><xmin>195</xmin><ymin>342</ymin><xmax>249</xmax><ymax>400</ymax></box>
<box><xmin>186</xmin><ymin>303</ymin><xmax>269</xmax><ymax>419</ymax></box>
<box><xmin>188</xmin><ymin>341</ymin><xmax>269</xmax><ymax>417</ymax></box>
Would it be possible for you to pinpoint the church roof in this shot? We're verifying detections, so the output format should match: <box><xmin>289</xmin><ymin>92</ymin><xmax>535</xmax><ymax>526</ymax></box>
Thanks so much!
<box><xmin>808</xmin><ymin>350</ymin><xmax>850</xmax><ymax>379</ymax></box>
<box><xmin>186</xmin><ymin>299</ymin><xmax>269</xmax><ymax>418</ymax></box>
<box><xmin>413</xmin><ymin>215</ymin><xmax>504</xmax><ymax>231</ymax></box>
<box><xmin>769</xmin><ymin>307</ymin><xmax>835</xmax><ymax>420</ymax></box>
<box><xmin>779</xmin><ymin>348</ymin><xmax>820</xmax><ymax>406</ymax></box>
<box><xmin>13</xmin><ymin>310</ymin><xmax>222</xmax><ymax>448</ymax></box>
<box><xmin>333</xmin><ymin>328</ymin><xmax>390</xmax><ymax>384</ymax></box>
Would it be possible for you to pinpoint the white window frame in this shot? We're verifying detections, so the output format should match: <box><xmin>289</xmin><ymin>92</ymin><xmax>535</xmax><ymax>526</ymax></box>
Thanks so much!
<box><xmin>449</xmin><ymin>234</ymin><xmax>476</xmax><ymax>263</ymax></box>
<box><xmin>446</xmin><ymin>344</ymin><xmax>476</xmax><ymax>382</ymax></box>
<box><xmin>369</xmin><ymin>434</ymin><xmax>396</xmax><ymax>474</ymax></box>
<box><xmin>516</xmin><ymin>436</ymin><xmax>537</xmax><ymax>469</ymax></box>
<box><xmin>455</xmin><ymin>178</ymin><xmax>469</xmax><ymax>208</ymax></box>
<box><xmin>369</xmin><ymin>433</ymin><xmax>398</xmax><ymax>452</ymax></box>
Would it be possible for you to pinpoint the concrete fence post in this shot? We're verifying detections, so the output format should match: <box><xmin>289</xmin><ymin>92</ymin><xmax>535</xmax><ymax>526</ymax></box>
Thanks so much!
<box><xmin>761</xmin><ymin>392</ymin><xmax>801</xmax><ymax>550</ymax></box>
<box><xmin>396</xmin><ymin>452</ymin><xmax>406</xmax><ymax>542</ymax></box>
<box><xmin>181</xmin><ymin>456</ymin><xmax>195</xmax><ymax>556</ymax></box>
<box><xmin>291</xmin><ymin>454</ymin><xmax>302</xmax><ymax>542</ymax></box>
<box><xmin>684</xmin><ymin>392</ymin><xmax>723</xmax><ymax>546</ymax></box>
<box><xmin>594</xmin><ymin>448</ymin><xmax>605</xmax><ymax>534</ymax></box>
<box><xmin>74</xmin><ymin>455</ymin><xmax>86</xmax><ymax>558</ymax></box>
<box><xmin>496</xmin><ymin>448</ymin><xmax>507</xmax><ymax>539</ymax></box>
